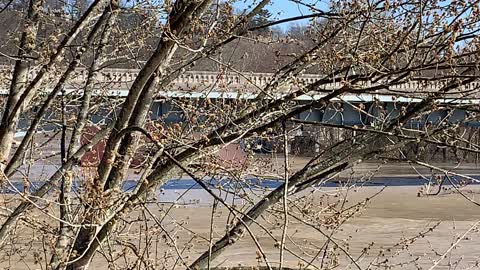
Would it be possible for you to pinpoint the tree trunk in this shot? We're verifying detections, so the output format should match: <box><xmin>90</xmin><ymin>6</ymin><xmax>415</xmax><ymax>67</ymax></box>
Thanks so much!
<box><xmin>0</xmin><ymin>0</ymin><xmax>42</xmax><ymax>165</ymax></box>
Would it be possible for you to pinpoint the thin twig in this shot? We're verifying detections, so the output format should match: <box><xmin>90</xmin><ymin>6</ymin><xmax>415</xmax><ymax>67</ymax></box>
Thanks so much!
<box><xmin>279</xmin><ymin>121</ymin><xmax>289</xmax><ymax>269</ymax></box>
<box><xmin>428</xmin><ymin>220</ymin><xmax>480</xmax><ymax>270</ymax></box>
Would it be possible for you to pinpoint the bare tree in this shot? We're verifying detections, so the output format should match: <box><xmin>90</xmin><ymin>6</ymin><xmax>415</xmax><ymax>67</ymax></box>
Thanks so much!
<box><xmin>0</xmin><ymin>0</ymin><xmax>480</xmax><ymax>269</ymax></box>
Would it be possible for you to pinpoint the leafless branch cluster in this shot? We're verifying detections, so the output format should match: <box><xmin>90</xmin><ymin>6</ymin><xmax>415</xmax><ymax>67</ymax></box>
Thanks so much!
<box><xmin>0</xmin><ymin>0</ymin><xmax>480</xmax><ymax>269</ymax></box>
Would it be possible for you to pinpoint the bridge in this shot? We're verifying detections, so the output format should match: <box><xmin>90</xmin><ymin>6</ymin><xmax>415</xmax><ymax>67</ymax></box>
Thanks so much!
<box><xmin>1</xmin><ymin>66</ymin><xmax>479</xmax><ymax>127</ymax></box>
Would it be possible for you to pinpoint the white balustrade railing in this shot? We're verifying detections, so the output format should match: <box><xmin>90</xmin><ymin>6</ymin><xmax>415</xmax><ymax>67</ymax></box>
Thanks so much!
<box><xmin>0</xmin><ymin>65</ymin><xmax>477</xmax><ymax>94</ymax></box>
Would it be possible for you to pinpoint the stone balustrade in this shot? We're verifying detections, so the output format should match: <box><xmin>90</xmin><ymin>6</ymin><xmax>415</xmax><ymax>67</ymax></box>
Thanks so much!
<box><xmin>0</xmin><ymin>65</ymin><xmax>478</xmax><ymax>98</ymax></box>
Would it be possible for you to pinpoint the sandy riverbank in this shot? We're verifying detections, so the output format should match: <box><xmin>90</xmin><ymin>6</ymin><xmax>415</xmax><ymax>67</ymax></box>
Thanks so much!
<box><xmin>0</xmin><ymin>185</ymin><xmax>475</xmax><ymax>269</ymax></box>
<box><xmin>3</xmin><ymin>148</ymin><xmax>480</xmax><ymax>269</ymax></box>
<box><xmin>173</xmin><ymin>186</ymin><xmax>480</xmax><ymax>269</ymax></box>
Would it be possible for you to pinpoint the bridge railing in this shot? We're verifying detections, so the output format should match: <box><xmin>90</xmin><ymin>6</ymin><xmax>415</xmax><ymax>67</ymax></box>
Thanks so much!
<box><xmin>1</xmin><ymin>65</ymin><xmax>477</xmax><ymax>95</ymax></box>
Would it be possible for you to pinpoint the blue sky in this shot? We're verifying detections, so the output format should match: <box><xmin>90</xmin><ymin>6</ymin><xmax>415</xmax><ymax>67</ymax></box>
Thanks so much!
<box><xmin>234</xmin><ymin>0</ymin><xmax>328</xmax><ymax>31</ymax></box>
